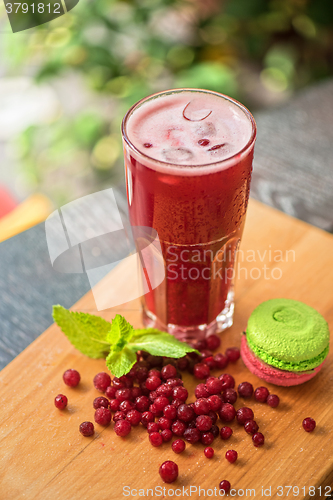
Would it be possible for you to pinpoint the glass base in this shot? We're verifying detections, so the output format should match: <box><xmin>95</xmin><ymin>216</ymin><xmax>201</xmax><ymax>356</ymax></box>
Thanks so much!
<box><xmin>142</xmin><ymin>290</ymin><xmax>235</xmax><ymax>343</ymax></box>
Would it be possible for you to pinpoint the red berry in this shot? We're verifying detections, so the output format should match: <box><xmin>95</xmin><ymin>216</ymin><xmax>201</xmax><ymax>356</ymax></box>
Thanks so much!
<box><xmin>126</xmin><ymin>409</ymin><xmax>141</xmax><ymax>426</ymax></box>
<box><xmin>118</xmin><ymin>375</ymin><xmax>133</xmax><ymax>388</ymax></box>
<box><xmin>115</xmin><ymin>388</ymin><xmax>131</xmax><ymax>402</ymax></box>
<box><xmin>172</xmin><ymin>420</ymin><xmax>187</xmax><ymax>436</ymax></box>
<box><xmin>196</xmin><ymin>415</ymin><xmax>213</xmax><ymax>432</ymax></box>
<box><xmin>167</xmin><ymin>378</ymin><xmax>183</xmax><ymax>388</ymax></box>
<box><xmin>193</xmin><ymin>363</ymin><xmax>210</xmax><ymax>379</ymax></box>
<box><xmin>119</xmin><ymin>400</ymin><xmax>135</xmax><ymax>413</ymax></box>
<box><xmin>267</xmin><ymin>394</ymin><xmax>280</xmax><ymax>408</ymax></box>
<box><xmin>93</xmin><ymin>372</ymin><xmax>111</xmax><ymax>392</ymax></box>
<box><xmin>54</xmin><ymin>394</ymin><xmax>68</xmax><ymax>410</ymax></box>
<box><xmin>161</xmin><ymin>429</ymin><xmax>173</xmax><ymax>442</ymax></box>
<box><xmin>201</xmin><ymin>432</ymin><xmax>215</xmax><ymax>445</ymax></box>
<box><xmin>113</xmin><ymin>410</ymin><xmax>126</xmax><ymax>422</ymax></box>
<box><xmin>198</xmin><ymin>139</ymin><xmax>210</xmax><ymax>146</ymax></box>
<box><xmin>214</xmin><ymin>353</ymin><xmax>229</xmax><ymax>369</ymax></box>
<box><xmin>94</xmin><ymin>407</ymin><xmax>111</xmax><ymax>426</ymax></box>
<box><xmin>131</xmin><ymin>387</ymin><xmax>142</xmax><ymax>400</ymax></box>
<box><xmin>302</xmin><ymin>417</ymin><xmax>316</xmax><ymax>432</ymax></box>
<box><xmin>219</xmin><ymin>373</ymin><xmax>235</xmax><ymax>390</ymax></box>
<box><xmin>211</xmin><ymin>424</ymin><xmax>219</xmax><ymax>438</ymax></box>
<box><xmin>109</xmin><ymin>399</ymin><xmax>120</xmax><ymax>412</ymax></box>
<box><xmin>219</xmin><ymin>480</ymin><xmax>231</xmax><ymax>492</ymax></box>
<box><xmin>207</xmin><ymin>395</ymin><xmax>223</xmax><ymax>412</ymax></box>
<box><xmin>115</xmin><ymin>419</ymin><xmax>131</xmax><ymax>437</ymax></box>
<box><xmin>63</xmin><ymin>369</ymin><xmax>80</xmax><ymax>387</ymax></box>
<box><xmin>244</xmin><ymin>420</ymin><xmax>259</xmax><ymax>434</ymax></box>
<box><xmin>79</xmin><ymin>421</ymin><xmax>94</xmax><ymax>436</ymax></box>
<box><xmin>177</xmin><ymin>404</ymin><xmax>195</xmax><ymax>423</ymax></box>
<box><xmin>220</xmin><ymin>426</ymin><xmax>233</xmax><ymax>440</ymax></box>
<box><xmin>195</xmin><ymin>383</ymin><xmax>210</xmax><ymax>399</ymax></box>
<box><xmin>208</xmin><ymin>410</ymin><xmax>218</xmax><ymax>425</ymax></box>
<box><xmin>154</xmin><ymin>396</ymin><xmax>170</xmax><ymax>411</ymax></box>
<box><xmin>163</xmin><ymin>404</ymin><xmax>177</xmax><ymax>420</ymax></box>
<box><xmin>158</xmin><ymin>417</ymin><xmax>172</xmax><ymax>430</ymax></box>
<box><xmin>172</xmin><ymin>386</ymin><xmax>188</xmax><ymax>402</ymax></box>
<box><xmin>204</xmin><ymin>447</ymin><xmax>214</xmax><ymax>458</ymax></box>
<box><xmin>225</xmin><ymin>449</ymin><xmax>238</xmax><ymax>463</ymax></box>
<box><xmin>156</xmin><ymin>384</ymin><xmax>173</xmax><ymax>398</ymax></box>
<box><xmin>193</xmin><ymin>339</ymin><xmax>207</xmax><ymax>351</ymax></box>
<box><xmin>254</xmin><ymin>386</ymin><xmax>269</xmax><ymax>402</ymax></box>
<box><xmin>225</xmin><ymin>347</ymin><xmax>240</xmax><ymax>362</ymax></box>
<box><xmin>147</xmin><ymin>422</ymin><xmax>160</xmax><ymax>433</ymax></box>
<box><xmin>206</xmin><ymin>376</ymin><xmax>223</xmax><ymax>395</ymax></box>
<box><xmin>161</xmin><ymin>364</ymin><xmax>177</xmax><ymax>380</ymax></box>
<box><xmin>238</xmin><ymin>382</ymin><xmax>254</xmax><ymax>398</ymax></box>
<box><xmin>236</xmin><ymin>407</ymin><xmax>254</xmax><ymax>425</ymax></box>
<box><xmin>136</xmin><ymin>366</ymin><xmax>149</xmax><ymax>381</ymax></box>
<box><xmin>172</xmin><ymin>439</ymin><xmax>186</xmax><ymax>454</ymax></box>
<box><xmin>135</xmin><ymin>395</ymin><xmax>150</xmax><ymax>412</ymax></box>
<box><xmin>93</xmin><ymin>396</ymin><xmax>109</xmax><ymax>410</ymax></box>
<box><xmin>149</xmin><ymin>431</ymin><xmax>163</xmax><ymax>447</ymax></box>
<box><xmin>219</xmin><ymin>403</ymin><xmax>236</xmax><ymax>422</ymax></box>
<box><xmin>222</xmin><ymin>388</ymin><xmax>237</xmax><ymax>404</ymax></box>
<box><xmin>183</xmin><ymin>427</ymin><xmax>201</xmax><ymax>444</ymax></box>
<box><xmin>194</xmin><ymin>398</ymin><xmax>210</xmax><ymax>415</ymax></box>
<box><xmin>206</xmin><ymin>334</ymin><xmax>221</xmax><ymax>351</ymax></box>
<box><xmin>148</xmin><ymin>369</ymin><xmax>161</xmax><ymax>378</ymax></box>
<box><xmin>252</xmin><ymin>432</ymin><xmax>265</xmax><ymax>446</ymax></box>
<box><xmin>141</xmin><ymin>411</ymin><xmax>154</xmax><ymax>427</ymax></box>
<box><xmin>149</xmin><ymin>403</ymin><xmax>163</xmax><ymax>417</ymax></box>
<box><xmin>146</xmin><ymin>376</ymin><xmax>162</xmax><ymax>391</ymax></box>
<box><xmin>105</xmin><ymin>386</ymin><xmax>117</xmax><ymax>399</ymax></box>
<box><xmin>159</xmin><ymin>460</ymin><xmax>178</xmax><ymax>483</ymax></box>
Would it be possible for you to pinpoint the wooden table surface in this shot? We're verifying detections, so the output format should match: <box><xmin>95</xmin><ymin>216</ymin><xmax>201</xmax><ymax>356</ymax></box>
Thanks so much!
<box><xmin>0</xmin><ymin>199</ymin><xmax>332</xmax><ymax>500</ymax></box>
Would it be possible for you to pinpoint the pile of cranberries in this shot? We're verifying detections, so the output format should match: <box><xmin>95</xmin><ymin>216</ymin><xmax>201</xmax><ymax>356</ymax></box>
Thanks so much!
<box><xmin>54</xmin><ymin>334</ymin><xmax>316</xmax><ymax>488</ymax></box>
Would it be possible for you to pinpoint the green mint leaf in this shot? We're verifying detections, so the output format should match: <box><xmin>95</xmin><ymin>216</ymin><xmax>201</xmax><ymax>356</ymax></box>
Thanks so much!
<box><xmin>52</xmin><ymin>305</ymin><xmax>111</xmax><ymax>358</ymax></box>
<box><xmin>107</xmin><ymin>314</ymin><xmax>134</xmax><ymax>351</ymax></box>
<box><xmin>106</xmin><ymin>347</ymin><xmax>137</xmax><ymax>378</ymax></box>
<box><xmin>128</xmin><ymin>331</ymin><xmax>198</xmax><ymax>358</ymax></box>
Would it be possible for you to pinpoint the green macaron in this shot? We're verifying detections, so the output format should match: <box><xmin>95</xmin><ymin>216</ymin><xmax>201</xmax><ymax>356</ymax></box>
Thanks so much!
<box><xmin>246</xmin><ymin>298</ymin><xmax>330</xmax><ymax>372</ymax></box>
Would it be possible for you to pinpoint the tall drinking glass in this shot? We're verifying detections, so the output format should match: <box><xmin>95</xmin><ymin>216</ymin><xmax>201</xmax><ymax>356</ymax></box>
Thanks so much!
<box><xmin>122</xmin><ymin>89</ymin><xmax>256</xmax><ymax>342</ymax></box>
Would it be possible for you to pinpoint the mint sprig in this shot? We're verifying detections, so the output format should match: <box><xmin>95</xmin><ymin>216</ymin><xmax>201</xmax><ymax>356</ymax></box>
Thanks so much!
<box><xmin>52</xmin><ymin>305</ymin><xmax>199</xmax><ymax>377</ymax></box>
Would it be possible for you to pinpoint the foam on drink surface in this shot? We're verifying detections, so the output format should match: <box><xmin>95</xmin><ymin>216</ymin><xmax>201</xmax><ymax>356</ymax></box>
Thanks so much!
<box><xmin>126</xmin><ymin>91</ymin><xmax>253</xmax><ymax>168</ymax></box>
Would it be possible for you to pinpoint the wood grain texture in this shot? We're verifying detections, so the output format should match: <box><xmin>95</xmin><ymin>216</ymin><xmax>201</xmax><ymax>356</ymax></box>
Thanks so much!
<box><xmin>0</xmin><ymin>199</ymin><xmax>332</xmax><ymax>500</ymax></box>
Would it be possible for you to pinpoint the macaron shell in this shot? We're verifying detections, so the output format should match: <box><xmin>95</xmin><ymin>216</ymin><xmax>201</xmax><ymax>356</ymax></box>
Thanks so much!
<box><xmin>246</xmin><ymin>298</ymin><xmax>330</xmax><ymax>369</ymax></box>
<box><xmin>241</xmin><ymin>335</ymin><xmax>325</xmax><ymax>387</ymax></box>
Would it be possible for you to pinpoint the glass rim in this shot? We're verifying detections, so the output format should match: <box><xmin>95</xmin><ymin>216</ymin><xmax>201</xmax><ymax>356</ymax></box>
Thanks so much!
<box><xmin>121</xmin><ymin>88</ymin><xmax>257</xmax><ymax>170</ymax></box>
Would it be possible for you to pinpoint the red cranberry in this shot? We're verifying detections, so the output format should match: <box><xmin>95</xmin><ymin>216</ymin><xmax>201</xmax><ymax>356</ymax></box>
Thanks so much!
<box><xmin>79</xmin><ymin>421</ymin><xmax>94</xmax><ymax>436</ymax></box>
<box><xmin>116</xmin><ymin>388</ymin><xmax>132</xmax><ymax>402</ymax></box>
<box><xmin>252</xmin><ymin>432</ymin><xmax>265</xmax><ymax>446</ymax></box>
<box><xmin>149</xmin><ymin>391</ymin><xmax>158</xmax><ymax>403</ymax></box>
<box><xmin>148</xmin><ymin>369</ymin><xmax>161</xmax><ymax>378</ymax></box>
<box><xmin>198</xmin><ymin>138</ymin><xmax>210</xmax><ymax>146</ymax></box>
<box><xmin>177</xmin><ymin>404</ymin><xmax>195</xmax><ymax>423</ymax></box>
<box><xmin>172</xmin><ymin>439</ymin><xmax>186</xmax><ymax>454</ymax></box>
<box><xmin>113</xmin><ymin>411</ymin><xmax>126</xmax><ymax>422</ymax></box>
<box><xmin>149</xmin><ymin>403</ymin><xmax>163</xmax><ymax>417</ymax></box>
<box><xmin>147</xmin><ymin>422</ymin><xmax>160</xmax><ymax>433</ymax></box>
<box><xmin>94</xmin><ymin>407</ymin><xmax>111</xmax><ymax>426</ymax></box>
<box><xmin>244</xmin><ymin>420</ymin><xmax>259</xmax><ymax>434</ymax></box>
<box><xmin>302</xmin><ymin>417</ymin><xmax>316</xmax><ymax>432</ymax></box>
<box><xmin>112</xmin><ymin>377</ymin><xmax>126</xmax><ymax>390</ymax></box>
<box><xmin>206</xmin><ymin>334</ymin><xmax>221</xmax><ymax>351</ymax></box>
<box><xmin>238</xmin><ymin>382</ymin><xmax>254</xmax><ymax>398</ymax></box>
<box><xmin>93</xmin><ymin>396</ymin><xmax>109</xmax><ymax>410</ymax></box>
<box><xmin>63</xmin><ymin>369</ymin><xmax>80</xmax><ymax>387</ymax></box>
<box><xmin>139</xmin><ymin>381</ymin><xmax>150</xmax><ymax>396</ymax></box>
<box><xmin>254</xmin><ymin>386</ymin><xmax>269</xmax><ymax>402</ymax></box>
<box><xmin>267</xmin><ymin>394</ymin><xmax>280</xmax><ymax>408</ymax></box>
<box><xmin>171</xmin><ymin>399</ymin><xmax>183</xmax><ymax>409</ymax></box>
<box><xmin>118</xmin><ymin>375</ymin><xmax>133</xmax><ymax>388</ymax></box>
<box><xmin>225</xmin><ymin>449</ymin><xmax>238</xmax><ymax>463</ymax></box>
<box><xmin>194</xmin><ymin>398</ymin><xmax>210</xmax><ymax>415</ymax></box>
<box><xmin>177</xmin><ymin>357</ymin><xmax>189</xmax><ymax>371</ymax></box>
<box><xmin>161</xmin><ymin>364</ymin><xmax>177</xmax><ymax>380</ymax></box>
<box><xmin>206</xmin><ymin>376</ymin><xmax>223</xmax><ymax>395</ymax></box>
<box><xmin>109</xmin><ymin>399</ymin><xmax>120</xmax><ymax>412</ymax></box>
<box><xmin>146</xmin><ymin>355</ymin><xmax>163</xmax><ymax>367</ymax></box>
<box><xmin>158</xmin><ymin>417</ymin><xmax>172</xmax><ymax>430</ymax></box>
<box><xmin>214</xmin><ymin>353</ymin><xmax>229</xmax><ymax>369</ymax></box>
<box><xmin>156</xmin><ymin>384</ymin><xmax>173</xmax><ymax>398</ymax></box>
<box><xmin>167</xmin><ymin>378</ymin><xmax>183</xmax><ymax>388</ymax></box>
<box><xmin>219</xmin><ymin>403</ymin><xmax>236</xmax><ymax>422</ymax></box>
<box><xmin>220</xmin><ymin>426</ymin><xmax>233</xmax><ymax>440</ymax></box>
<box><xmin>136</xmin><ymin>366</ymin><xmax>149</xmax><ymax>381</ymax></box>
<box><xmin>154</xmin><ymin>396</ymin><xmax>170</xmax><ymax>411</ymax></box>
<box><xmin>135</xmin><ymin>395</ymin><xmax>150</xmax><ymax>412</ymax></box>
<box><xmin>119</xmin><ymin>400</ymin><xmax>135</xmax><ymax>413</ymax></box>
<box><xmin>149</xmin><ymin>431</ymin><xmax>163</xmax><ymax>447</ymax></box>
<box><xmin>93</xmin><ymin>372</ymin><xmax>111</xmax><ymax>392</ymax></box>
<box><xmin>126</xmin><ymin>409</ymin><xmax>141</xmax><ymax>426</ymax></box>
<box><xmin>196</xmin><ymin>415</ymin><xmax>213</xmax><ymax>431</ymax></box>
<box><xmin>222</xmin><ymin>388</ymin><xmax>237</xmax><ymax>404</ymax></box>
<box><xmin>204</xmin><ymin>447</ymin><xmax>214</xmax><ymax>458</ymax></box>
<box><xmin>195</xmin><ymin>383</ymin><xmax>210</xmax><ymax>399</ymax></box>
<box><xmin>146</xmin><ymin>376</ymin><xmax>161</xmax><ymax>391</ymax></box>
<box><xmin>163</xmin><ymin>404</ymin><xmax>177</xmax><ymax>420</ymax></box>
<box><xmin>193</xmin><ymin>339</ymin><xmax>207</xmax><ymax>351</ymax></box>
<box><xmin>208</xmin><ymin>410</ymin><xmax>218</xmax><ymax>425</ymax></box>
<box><xmin>219</xmin><ymin>374</ymin><xmax>235</xmax><ymax>390</ymax></box>
<box><xmin>211</xmin><ymin>424</ymin><xmax>219</xmax><ymax>438</ymax></box>
<box><xmin>161</xmin><ymin>429</ymin><xmax>173</xmax><ymax>442</ymax></box>
<box><xmin>141</xmin><ymin>411</ymin><xmax>154</xmax><ymax>427</ymax></box>
<box><xmin>219</xmin><ymin>480</ymin><xmax>231</xmax><ymax>492</ymax></box>
<box><xmin>193</xmin><ymin>363</ymin><xmax>210</xmax><ymax>379</ymax></box>
<box><xmin>115</xmin><ymin>419</ymin><xmax>131</xmax><ymax>437</ymax></box>
<box><xmin>54</xmin><ymin>394</ymin><xmax>68</xmax><ymax>410</ymax></box>
<box><xmin>172</xmin><ymin>420</ymin><xmax>187</xmax><ymax>436</ymax></box>
<box><xmin>207</xmin><ymin>395</ymin><xmax>223</xmax><ymax>412</ymax></box>
<box><xmin>201</xmin><ymin>432</ymin><xmax>214</xmax><ymax>445</ymax></box>
<box><xmin>183</xmin><ymin>427</ymin><xmax>201</xmax><ymax>444</ymax></box>
<box><xmin>236</xmin><ymin>407</ymin><xmax>254</xmax><ymax>425</ymax></box>
<box><xmin>105</xmin><ymin>386</ymin><xmax>116</xmax><ymax>399</ymax></box>
<box><xmin>131</xmin><ymin>387</ymin><xmax>142</xmax><ymax>399</ymax></box>
<box><xmin>204</xmin><ymin>356</ymin><xmax>217</xmax><ymax>370</ymax></box>
<box><xmin>159</xmin><ymin>461</ymin><xmax>178</xmax><ymax>483</ymax></box>
<box><xmin>225</xmin><ymin>347</ymin><xmax>240</xmax><ymax>362</ymax></box>
<box><xmin>173</xmin><ymin>386</ymin><xmax>188</xmax><ymax>402</ymax></box>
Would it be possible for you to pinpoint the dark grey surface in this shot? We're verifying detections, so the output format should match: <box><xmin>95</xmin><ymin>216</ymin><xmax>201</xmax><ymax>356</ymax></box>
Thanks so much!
<box><xmin>1</xmin><ymin>80</ymin><xmax>333</xmax><ymax>370</ymax></box>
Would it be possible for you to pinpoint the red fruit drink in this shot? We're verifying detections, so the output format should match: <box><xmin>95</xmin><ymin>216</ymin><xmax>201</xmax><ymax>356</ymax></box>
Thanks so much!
<box><xmin>122</xmin><ymin>89</ymin><xmax>256</xmax><ymax>342</ymax></box>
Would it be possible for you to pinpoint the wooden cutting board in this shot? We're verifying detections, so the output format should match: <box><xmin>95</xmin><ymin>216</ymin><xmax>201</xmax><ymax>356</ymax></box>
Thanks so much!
<box><xmin>1</xmin><ymin>199</ymin><xmax>333</xmax><ymax>500</ymax></box>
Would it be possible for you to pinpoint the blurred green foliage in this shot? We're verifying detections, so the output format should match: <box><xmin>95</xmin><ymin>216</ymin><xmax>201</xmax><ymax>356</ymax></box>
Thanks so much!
<box><xmin>3</xmin><ymin>0</ymin><xmax>333</xmax><ymax>204</ymax></box>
